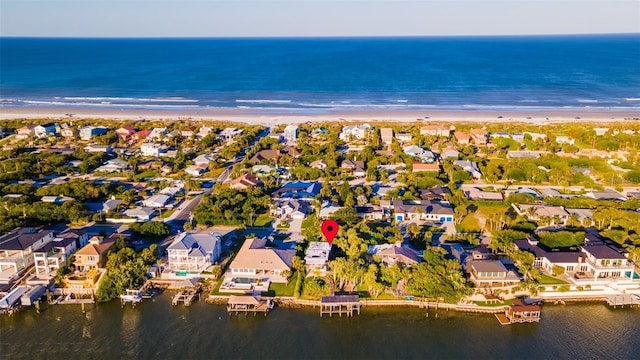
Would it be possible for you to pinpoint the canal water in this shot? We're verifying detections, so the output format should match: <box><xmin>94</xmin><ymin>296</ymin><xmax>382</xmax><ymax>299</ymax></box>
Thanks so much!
<box><xmin>1</xmin><ymin>294</ymin><xmax>639</xmax><ymax>359</ymax></box>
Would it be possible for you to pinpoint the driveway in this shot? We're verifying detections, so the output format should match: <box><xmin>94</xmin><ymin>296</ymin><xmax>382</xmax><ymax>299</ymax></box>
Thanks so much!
<box><xmin>288</xmin><ymin>218</ymin><xmax>304</xmax><ymax>242</ymax></box>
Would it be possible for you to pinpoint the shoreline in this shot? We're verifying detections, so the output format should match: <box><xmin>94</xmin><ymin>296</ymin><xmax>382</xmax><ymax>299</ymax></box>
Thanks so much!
<box><xmin>2</xmin><ymin>106</ymin><xmax>640</xmax><ymax>126</ymax></box>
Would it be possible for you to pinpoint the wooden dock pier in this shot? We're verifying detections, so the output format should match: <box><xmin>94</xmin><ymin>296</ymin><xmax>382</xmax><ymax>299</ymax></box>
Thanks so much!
<box><xmin>495</xmin><ymin>304</ymin><xmax>541</xmax><ymax>325</ymax></box>
<box><xmin>227</xmin><ymin>295</ymin><xmax>273</xmax><ymax>316</ymax></box>
<box><xmin>320</xmin><ymin>295</ymin><xmax>361</xmax><ymax>317</ymax></box>
<box><xmin>606</xmin><ymin>294</ymin><xmax>640</xmax><ymax>308</ymax></box>
<box><xmin>172</xmin><ymin>286</ymin><xmax>201</xmax><ymax>306</ymax></box>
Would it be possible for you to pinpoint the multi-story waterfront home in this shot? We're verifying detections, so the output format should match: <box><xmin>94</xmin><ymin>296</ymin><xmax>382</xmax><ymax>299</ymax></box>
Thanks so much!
<box><xmin>228</xmin><ymin>237</ymin><xmax>295</xmax><ymax>283</ymax></box>
<box><xmin>0</xmin><ymin>228</ymin><xmax>54</xmax><ymax>283</ymax></box>
<box><xmin>74</xmin><ymin>235</ymin><xmax>117</xmax><ymax>271</ymax></box>
<box><xmin>166</xmin><ymin>232</ymin><xmax>222</xmax><ymax>274</ymax></box>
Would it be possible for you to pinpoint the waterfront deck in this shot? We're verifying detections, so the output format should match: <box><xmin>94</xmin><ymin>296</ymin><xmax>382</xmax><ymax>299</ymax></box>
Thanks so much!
<box><xmin>172</xmin><ymin>286</ymin><xmax>201</xmax><ymax>306</ymax></box>
<box><xmin>320</xmin><ymin>295</ymin><xmax>360</xmax><ymax>317</ymax></box>
<box><xmin>496</xmin><ymin>304</ymin><xmax>541</xmax><ymax>325</ymax></box>
<box><xmin>606</xmin><ymin>294</ymin><xmax>640</xmax><ymax>308</ymax></box>
<box><xmin>227</xmin><ymin>295</ymin><xmax>273</xmax><ymax>315</ymax></box>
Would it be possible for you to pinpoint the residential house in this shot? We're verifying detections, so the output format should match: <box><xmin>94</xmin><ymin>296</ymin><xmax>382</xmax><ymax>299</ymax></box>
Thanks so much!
<box><xmin>541</xmin><ymin>188</ymin><xmax>576</xmax><ymax>199</ymax></box>
<box><xmin>370</xmin><ymin>244</ymin><xmax>421</xmax><ymax>267</ymax></box>
<box><xmin>84</xmin><ymin>144</ymin><xmax>112</xmax><ymax>153</ymax></box>
<box><xmin>74</xmin><ymin>235</ymin><xmax>117</xmax><ymax>271</ymax></box>
<box><xmin>515</xmin><ymin>237</ymin><xmax>636</xmax><ymax>283</ymax></box>
<box><xmin>132</xmin><ymin>129</ymin><xmax>151</xmax><ymax>140</ymax></box>
<box><xmin>55</xmin><ymin>227</ymin><xmax>89</xmax><ymax>249</ymax></box>
<box><xmin>420</xmin><ymin>125</ymin><xmax>451</xmax><ymax>137</ymax></box>
<box><xmin>490</xmin><ymin>132</ymin><xmax>510</xmax><ymax>139</ymax></box>
<box><xmin>219</xmin><ymin>127</ymin><xmax>243</xmax><ymax>141</ymax></box>
<box><xmin>470</xmin><ymin>128</ymin><xmax>488</xmax><ymax>145</ymax></box>
<box><xmin>283</xmin><ymin>125</ymin><xmax>298</xmax><ymax>143</ymax></box>
<box><xmin>185</xmin><ymin>164</ymin><xmax>209</xmax><ymax>177</ymax></box>
<box><xmin>380</xmin><ymin>128</ymin><xmax>394</xmax><ymax>145</ymax></box>
<box><xmin>305</xmin><ymin>242</ymin><xmax>331</xmax><ymax>275</ymax></box>
<box><xmin>230</xmin><ymin>173</ymin><xmax>262</xmax><ymax>190</ymax></box>
<box><xmin>511</xmin><ymin>204</ymin><xmax>569</xmax><ymax>224</ymax></box>
<box><xmin>166</xmin><ymin>232</ymin><xmax>222</xmax><ymax>273</ymax></box>
<box><xmin>507</xmin><ymin>151</ymin><xmax>541</xmax><ymax>159</ymax></box>
<box><xmin>412</xmin><ymin>162</ymin><xmax>440</xmax><ymax>173</ymax></box>
<box><xmin>249</xmin><ymin>147</ymin><xmax>300</xmax><ymax>164</ymax></box>
<box><xmin>440</xmin><ymin>147</ymin><xmax>459</xmax><ymax>159</ymax></box>
<box><xmin>34</xmin><ymin>123</ymin><xmax>58</xmax><ymax>138</ymax></box>
<box><xmin>339</xmin><ymin>124</ymin><xmax>371</xmax><ymax>142</ymax></box>
<box><xmin>341</xmin><ymin>160</ymin><xmax>366</xmax><ymax>178</ymax></box>
<box><xmin>33</xmin><ymin>237</ymin><xmax>77</xmax><ymax>276</ymax></box>
<box><xmin>594</xmin><ymin>128</ymin><xmax>609</xmax><ymax>136</ymax></box>
<box><xmin>584</xmin><ymin>190</ymin><xmax>627</xmax><ymax>201</ymax></box>
<box><xmin>319</xmin><ymin>202</ymin><xmax>344</xmax><ymax>219</ymax></box>
<box><xmin>197</xmin><ymin>126</ymin><xmax>213</xmax><ymax>139</ymax></box>
<box><xmin>355</xmin><ymin>205</ymin><xmax>385</xmax><ymax>220</ymax></box>
<box><xmin>272</xmin><ymin>181</ymin><xmax>322</xmax><ymax>198</ymax></box>
<box><xmin>41</xmin><ymin>195</ymin><xmax>74</xmax><ymax>204</ymax></box>
<box><xmin>79</xmin><ymin>126</ymin><xmax>108</xmax><ymax>140</ymax></box>
<box><xmin>142</xmin><ymin>194</ymin><xmax>171</xmax><ymax>208</ymax></box>
<box><xmin>0</xmin><ymin>228</ymin><xmax>54</xmax><ymax>283</ymax></box>
<box><xmin>115</xmin><ymin>126</ymin><xmax>136</xmax><ymax>140</ymax></box>
<box><xmin>228</xmin><ymin>237</ymin><xmax>296</xmax><ymax>283</ymax></box>
<box><xmin>465</xmin><ymin>260</ymin><xmax>521</xmax><ymax>287</ymax></box>
<box><xmin>392</xmin><ymin>200</ymin><xmax>454</xmax><ymax>223</ymax></box>
<box><xmin>396</xmin><ymin>133</ymin><xmax>413</xmax><ymax>143</ymax></box>
<box><xmin>555</xmin><ymin>136</ymin><xmax>575</xmax><ymax>145</ymax></box>
<box><xmin>140</xmin><ymin>143</ymin><xmax>164</xmax><ymax>157</ymax></box>
<box><xmin>124</xmin><ymin>207</ymin><xmax>156</xmax><ymax>221</ymax></box>
<box><xmin>512</xmin><ymin>133</ymin><xmax>525</xmax><ymax>143</ymax></box>
<box><xmin>180</xmin><ymin>126</ymin><xmax>197</xmax><ymax>138</ymax></box>
<box><xmin>252</xmin><ymin>164</ymin><xmax>278</xmax><ymax>177</ymax></box>
<box><xmin>463</xmin><ymin>187</ymin><xmax>504</xmax><ymax>201</ymax></box>
<box><xmin>60</xmin><ymin>124</ymin><xmax>77</xmax><ymax>138</ymax></box>
<box><xmin>193</xmin><ymin>153</ymin><xmax>215</xmax><ymax>167</ymax></box>
<box><xmin>95</xmin><ymin>158</ymin><xmax>128</xmax><ymax>173</ymax></box>
<box><xmin>454</xmin><ymin>131</ymin><xmax>471</xmax><ymax>145</ymax></box>
<box><xmin>148</xmin><ymin>127</ymin><xmax>168</xmax><ymax>141</ymax></box>
<box><xmin>310</xmin><ymin>160</ymin><xmax>328</xmax><ymax>170</ymax></box>
<box><xmin>420</xmin><ymin>185</ymin><xmax>452</xmax><ymax>201</ymax></box>
<box><xmin>102</xmin><ymin>198</ymin><xmax>123</xmax><ymax>213</ymax></box>
<box><xmin>453</xmin><ymin>160</ymin><xmax>482</xmax><ymax>180</ymax></box>
<box><xmin>160</xmin><ymin>186</ymin><xmax>184</xmax><ymax>197</ymax></box>
<box><xmin>272</xmin><ymin>199</ymin><xmax>311</xmax><ymax>219</ymax></box>
<box><xmin>15</xmin><ymin>124</ymin><xmax>37</xmax><ymax>139</ymax></box>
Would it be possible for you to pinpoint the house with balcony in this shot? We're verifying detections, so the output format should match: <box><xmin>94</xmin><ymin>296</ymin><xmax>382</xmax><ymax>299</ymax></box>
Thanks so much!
<box><xmin>283</xmin><ymin>125</ymin><xmax>298</xmax><ymax>143</ymax></box>
<box><xmin>166</xmin><ymin>232</ymin><xmax>222</xmax><ymax>274</ymax></box>
<box><xmin>339</xmin><ymin>124</ymin><xmax>371</xmax><ymax>142</ymax></box>
<box><xmin>421</xmin><ymin>125</ymin><xmax>453</xmax><ymax>137</ymax></box>
<box><xmin>470</xmin><ymin>128</ymin><xmax>488</xmax><ymax>145</ymax></box>
<box><xmin>79</xmin><ymin>126</ymin><xmax>108</xmax><ymax>140</ymax></box>
<box><xmin>219</xmin><ymin>127</ymin><xmax>243</xmax><ymax>141</ymax></box>
<box><xmin>228</xmin><ymin>237</ymin><xmax>295</xmax><ymax>283</ymax></box>
<box><xmin>74</xmin><ymin>235</ymin><xmax>117</xmax><ymax>271</ymax></box>
<box><xmin>465</xmin><ymin>260</ymin><xmax>521</xmax><ymax>287</ymax></box>
<box><xmin>355</xmin><ymin>205</ymin><xmax>385</xmax><ymax>220</ymax></box>
<box><xmin>580</xmin><ymin>242</ymin><xmax>636</xmax><ymax>282</ymax></box>
<box><xmin>0</xmin><ymin>228</ymin><xmax>54</xmax><ymax>284</ymax></box>
<box><xmin>33</xmin><ymin>237</ymin><xmax>78</xmax><ymax>276</ymax></box>
<box><xmin>115</xmin><ymin>125</ymin><xmax>136</xmax><ymax>140</ymax></box>
<box><xmin>392</xmin><ymin>200</ymin><xmax>454</xmax><ymax>223</ymax></box>
<box><xmin>140</xmin><ymin>142</ymin><xmax>164</xmax><ymax>157</ymax></box>
<box><xmin>15</xmin><ymin>124</ymin><xmax>37</xmax><ymax>139</ymax></box>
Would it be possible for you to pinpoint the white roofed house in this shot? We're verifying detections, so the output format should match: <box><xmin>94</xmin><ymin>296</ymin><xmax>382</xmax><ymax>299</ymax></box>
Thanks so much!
<box><xmin>453</xmin><ymin>160</ymin><xmax>482</xmax><ymax>180</ymax></box>
<box><xmin>142</xmin><ymin>194</ymin><xmax>171</xmax><ymax>208</ymax></box>
<box><xmin>166</xmin><ymin>232</ymin><xmax>222</xmax><ymax>274</ymax></box>
<box><xmin>124</xmin><ymin>207</ymin><xmax>156</xmax><ymax>221</ymax></box>
<box><xmin>140</xmin><ymin>142</ymin><xmax>164</xmax><ymax>157</ymax></box>
<box><xmin>511</xmin><ymin>204</ymin><xmax>570</xmax><ymax>225</ymax></box>
<box><xmin>272</xmin><ymin>199</ymin><xmax>311</xmax><ymax>220</ymax></box>
<box><xmin>305</xmin><ymin>241</ymin><xmax>331</xmax><ymax>275</ymax></box>
<box><xmin>339</xmin><ymin>124</ymin><xmax>371</xmax><ymax>142</ymax></box>
<box><xmin>193</xmin><ymin>153</ymin><xmax>215</xmax><ymax>167</ymax></box>
<box><xmin>148</xmin><ymin>127</ymin><xmax>168</xmax><ymax>142</ymax></box>
<box><xmin>392</xmin><ymin>200</ymin><xmax>454</xmax><ymax>223</ymax></box>
<box><xmin>219</xmin><ymin>127</ymin><xmax>243</xmax><ymax>141</ymax></box>
<box><xmin>79</xmin><ymin>126</ymin><xmax>108</xmax><ymax>141</ymax></box>
<box><xmin>396</xmin><ymin>133</ymin><xmax>413</xmax><ymax>143</ymax></box>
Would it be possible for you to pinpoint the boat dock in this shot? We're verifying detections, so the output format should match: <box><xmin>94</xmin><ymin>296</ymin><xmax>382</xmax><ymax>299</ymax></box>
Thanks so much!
<box><xmin>120</xmin><ymin>289</ymin><xmax>143</xmax><ymax>307</ymax></box>
<box><xmin>606</xmin><ymin>294</ymin><xmax>640</xmax><ymax>308</ymax></box>
<box><xmin>495</xmin><ymin>303</ymin><xmax>541</xmax><ymax>325</ymax></box>
<box><xmin>320</xmin><ymin>295</ymin><xmax>361</xmax><ymax>317</ymax></box>
<box><xmin>227</xmin><ymin>295</ymin><xmax>273</xmax><ymax>316</ymax></box>
<box><xmin>172</xmin><ymin>286</ymin><xmax>201</xmax><ymax>306</ymax></box>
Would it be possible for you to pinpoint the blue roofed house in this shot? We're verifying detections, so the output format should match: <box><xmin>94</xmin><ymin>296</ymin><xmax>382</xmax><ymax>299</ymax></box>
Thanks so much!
<box><xmin>272</xmin><ymin>181</ymin><xmax>322</xmax><ymax>198</ymax></box>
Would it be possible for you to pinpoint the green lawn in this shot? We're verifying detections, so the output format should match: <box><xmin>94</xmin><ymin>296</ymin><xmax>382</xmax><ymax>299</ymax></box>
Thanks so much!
<box><xmin>158</xmin><ymin>208</ymin><xmax>176</xmax><ymax>218</ymax></box>
<box><xmin>254</xmin><ymin>213</ymin><xmax>273</xmax><ymax>227</ymax></box>
<box><xmin>262</xmin><ymin>277</ymin><xmax>296</xmax><ymax>297</ymax></box>
<box><xmin>301</xmin><ymin>214</ymin><xmax>317</xmax><ymax>230</ymax></box>
<box><xmin>457</xmin><ymin>215</ymin><xmax>481</xmax><ymax>233</ymax></box>
<box><xmin>537</xmin><ymin>274</ymin><xmax>569</xmax><ymax>285</ymax></box>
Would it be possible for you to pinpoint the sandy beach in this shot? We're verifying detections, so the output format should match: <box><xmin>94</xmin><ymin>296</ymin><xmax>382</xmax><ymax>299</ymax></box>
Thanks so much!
<box><xmin>1</xmin><ymin>106</ymin><xmax>639</xmax><ymax>126</ymax></box>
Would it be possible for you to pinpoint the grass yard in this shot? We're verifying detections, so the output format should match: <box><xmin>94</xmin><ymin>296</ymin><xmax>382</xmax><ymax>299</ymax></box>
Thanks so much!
<box><xmin>474</xmin><ymin>299</ymin><xmax>513</xmax><ymax>307</ymax></box>
<box><xmin>457</xmin><ymin>215</ymin><xmax>481</xmax><ymax>232</ymax></box>
<box><xmin>262</xmin><ymin>276</ymin><xmax>297</xmax><ymax>297</ymax></box>
<box><xmin>158</xmin><ymin>208</ymin><xmax>176</xmax><ymax>218</ymax></box>
<box><xmin>253</xmin><ymin>213</ymin><xmax>273</xmax><ymax>227</ymax></box>
<box><xmin>537</xmin><ymin>274</ymin><xmax>569</xmax><ymax>284</ymax></box>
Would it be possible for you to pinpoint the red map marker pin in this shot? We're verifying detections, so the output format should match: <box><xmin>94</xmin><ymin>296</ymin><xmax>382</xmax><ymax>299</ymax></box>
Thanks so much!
<box><xmin>321</xmin><ymin>219</ymin><xmax>339</xmax><ymax>245</ymax></box>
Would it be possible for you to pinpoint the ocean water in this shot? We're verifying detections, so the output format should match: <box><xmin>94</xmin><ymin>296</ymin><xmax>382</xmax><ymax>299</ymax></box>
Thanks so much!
<box><xmin>1</xmin><ymin>294</ymin><xmax>639</xmax><ymax>359</ymax></box>
<box><xmin>1</xmin><ymin>35</ymin><xmax>639</xmax><ymax>113</ymax></box>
